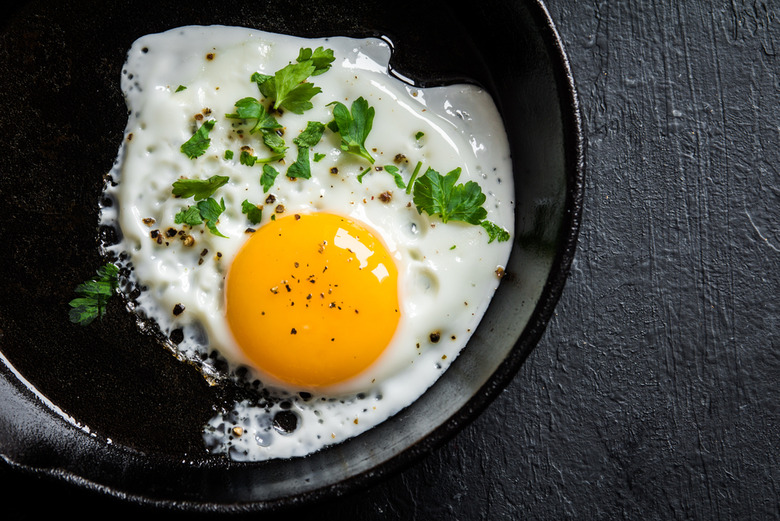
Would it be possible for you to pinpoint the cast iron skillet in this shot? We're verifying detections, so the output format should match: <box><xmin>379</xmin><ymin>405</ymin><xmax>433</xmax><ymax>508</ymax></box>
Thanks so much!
<box><xmin>0</xmin><ymin>0</ymin><xmax>583</xmax><ymax>513</ymax></box>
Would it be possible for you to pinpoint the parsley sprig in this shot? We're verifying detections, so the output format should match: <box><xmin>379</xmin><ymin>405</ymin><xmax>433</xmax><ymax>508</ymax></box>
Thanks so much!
<box><xmin>181</xmin><ymin>119</ymin><xmax>216</xmax><ymax>159</ymax></box>
<box><xmin>293</xmin><ymin>120</ymin><xmax>325</xmax><ymax>148</ymax></box>
<box><xmin>68</xmin><ymin>263</ymin><xmax>119</xmax><ymax>325</ymax></box>
<box><xmin>327</xmin><ymin>97</ymin><xmax>375</xmax><ymax>164</ymax></box>
<box><xmin>286</xmin><ymin>146</ymin><xmax>313</xmax><ymax>179</ymax></box>
<box><xmin>241</xmin><ymin>200</ymin><xmax>263</xmax><ymax>224</ymax></box>
<box><xmin>412</xmin><ymin>167</ymin><xmax>510</xmax><ymax>243</ymax></box>
<box><xmin>287</xmin><ymin>121</ymin><xmax>326</xmax><ymax>180</ymax></box>
<box><xmin>261</xmin><ymin>164</ymin><xmax>280</xmax><ymax>192</ymax></box>
<box><xmin>172</xmin><ymin>175</ymin><xmax>229</xmax><ymax>237</ymax></box>
<box><xmin>413</xmin><ymin>167</ymin><xmax>486</xmax><ymax>224</ymax></box>
<box><xmin>250</xmin><ymin>47</ymin><xmax>334</xmax><ymax>115</ymax></box>
<box><xmin>479</xmin><ymin>220</ymin><xmax>511</xmax><ymax>243</ymax></box>
<box><xmin>172</xmin><ymin>174</ymin><xmax>228</xmax><ymax>200</ymax></box>
<box><xmin>175</xmin><ymin>197</ymin><xmax>228</xmax><ymax>238</ymax></box>
<box><xmin>296</xmin><ymin>47</ymin><xmax>336</xmax><ymax>75</ymax></box>
<box><xmin>226</xmin><ymin>97</ymin><xmax>282</xmax><ymax>134</ymax></box>
<box><xmin>226</xmin><ymin>98</ymin><xmax>287</xmax><ymax>160</ymax></box>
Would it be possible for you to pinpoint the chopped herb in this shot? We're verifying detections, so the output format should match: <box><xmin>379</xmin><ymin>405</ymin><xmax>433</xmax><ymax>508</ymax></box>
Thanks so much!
<box><xmin>241</xmin><ymin>200</ymin><xmax>263</xmax><ymax>224</ymax></box>
<box><xmin>68</xmin><ymin>263</ymin><xmax>119</xmax><ymax>325</ymax></box>
<box><xmin>296</xmin><ymin>47</ymin><xmax>336</xmax><ymax>75</ymax></box>
<box><xmin>313</xmin><ymin>152</ymin><xmax>326</xmax><ymax>162</ymax></box>
<box><xmin>327</xmin><ymin>97</ymin><xmax>375</xmax><ymax>164</ymax></box>
<box><xmin>479</xmin><ymin>220</ymin><xmax>511</xmax><ymax>243</ymax></box>
<box><xmin>175</xmin><ymin>85</ymin><xmax>187</xmax><ymax>92</ymax></box>
<box><xmin>251</xmin><ymin>57</ymin><xmax>323</xmax><ymax>114</ymax></box>
<box><xmin>261</xmin><ymin>164</ymin><xmax>280</xmax><ymax>192</ymax></box>
<box><xmin>286</xmin><ymin>146</ymin><xmax>312</xmax><ymax>179</ymax></box>
<box><xmin>224</xmin><ymin>150</ymin><xmax>234</xmax><ymax>160</ymax></box>
<box><xmin>226</xmin><ymin>97</ymin><xmax>287</xmax><ymax>157</ymax></box>
<box><xmin>356</xmin><ymin>166</ymin><xmax>372</xmax><ymax>182</ymax></box>
<box><xmin>250</xmin><ymin>47</ymin><xmax>334</xmax><ymax>113</ymax></box>
<box><xmin>198</xmin><ymin>197</ymin><xmax>228</xmax><ymax>237</ymax></box>
<box><xmin>225</xmin><ymin>97</ymin><xmax>282</xmax><ymax>134</ymax></box>
<box><xmin>415</xmin><ymin>131</ymin><xmax>425</xmax><ymax>140</ymax></box>
<box><xmin>405</xmin><ymin>161</ymin><xmax>423</xmax><ymax>194</ymax></box>
<box><xmin>383</xmin><ymin>165</ymin><xmax>406</xmax><ymax>189</ymax></box>
<box><xmin>180</xmin><ymin>119</ymin><xmax>216</xmax><ymax>159</ymax></box>
<box><xmin>174</xmin><ymin>205</ymin><xmax>203</xmax><ymax>226</ymax></box>
<box><xmin>412</xmin><ymin>167</ymin><xmax>487</xmax><ymax>225</ymax></box>
<box><xmin>171</xmin><ymin>174</ymin><xmax>229</xmax><ymax>201</ymax></box>
<box><xmin>240</xmin><ymin>150</ymin><xmax>258</xmax><ymax>166</ymax></box>
<box><xmin>175</xmin><ymin>197</ymin><xmax>228</xmax><ymax>238</ymax></box>
<box><xmin>293</xmin><ymin>121</ymin><xmax>325</xmax><ymax>148</ymax></box>
<box><xmin>262</xmin><ymin>131</ymin><xmax>288</xmax><ymax>156</ymax></box>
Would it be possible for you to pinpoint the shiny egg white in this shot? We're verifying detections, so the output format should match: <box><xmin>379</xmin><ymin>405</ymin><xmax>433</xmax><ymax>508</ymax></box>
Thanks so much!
<box><xmin>100</xmin><ymin>25</ymin><xmax>514</xmax><ymax>461</ymax></box>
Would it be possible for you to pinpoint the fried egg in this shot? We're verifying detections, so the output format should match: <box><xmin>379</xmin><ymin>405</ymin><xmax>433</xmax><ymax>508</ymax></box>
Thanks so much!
<box><xmin>99</xmin><ymin>25</ymin><xmax>514</xmax><ymax>461</ymax></box>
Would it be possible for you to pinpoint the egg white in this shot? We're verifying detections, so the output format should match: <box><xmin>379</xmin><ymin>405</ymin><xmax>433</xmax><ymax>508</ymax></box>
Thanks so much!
<box><xmin>100</xmin><ymin>25</ymin><xmax>514</xmax><ymax>461</ymax></box>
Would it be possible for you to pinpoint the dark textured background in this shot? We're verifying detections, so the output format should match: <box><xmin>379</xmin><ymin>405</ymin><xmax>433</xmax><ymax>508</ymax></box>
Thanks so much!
<box><xmin>3</xmin><ymin>0</ymin><xmax>779</xmax><ymax>519</ymax></box>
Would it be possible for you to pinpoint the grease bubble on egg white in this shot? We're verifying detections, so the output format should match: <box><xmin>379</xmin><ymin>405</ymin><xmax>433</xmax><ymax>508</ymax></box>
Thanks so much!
<box><xmin>99</xmin><ymin>25</ymin><xmax>514</xmax><ymax>461</ymax></box>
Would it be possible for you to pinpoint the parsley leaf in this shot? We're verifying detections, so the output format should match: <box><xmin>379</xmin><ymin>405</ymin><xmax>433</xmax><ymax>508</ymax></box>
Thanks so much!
<box><xmin>313</xmin><ymin>152</ymin><xmax>326</xmax><ymax>162</ymax></box>
<box><xmin>68</xmin><ymin>263</ymin><xmax>119</xmax><ymax>325</ymax></box>
<box><xmin>175</xmin><ymin>85</ymin><xmax>187</xmax><ymax>92</ymax></box>
<box><xmin>241</xmin><ymin>200</ymin><xmax>263</xmax><ymax>225</ymax></box>
<box><xmin>247</xmin><ymin>47</ymin><xmax>333</xmax><ymax>117</ymax></box>
<box><xmin>275</xmin><ymin>80</ymin><xmax>321</xmax><ymax>115</ymax></box>
<box><xmin>383</xmin><ymin>165</ymin><xmax>406</xmax><ymax>189</ymax></box>
<box><xmin>226</xmin><ymin>98</ymin><xmax>287</xmax><ymax>157</ymax></box>
<box><xmin>240</xmin><ymin>150</ymin><xmax>258</xmax><ymax>166</ymax></box>
<box><xmin>262</xmin><ymin>131</ymin><xmax>288</xmax><ymax>156</ymax></box>
<box><xmin>174</xmin><ymin>205</ymin><xmax>203</xmax><ymax>226</ymax></box>
<box><xmin>286</xmin><ymin>146</ymin><xmax>312</xmax><ymax>179</ymax></box>
<box><xmin>252</xmin><ymin>62</ymin><xmax>321</xmax><ymax>114</ymax></box>
<box><xmin>198</xmin><ymin>197</ymin><xmax>228</xmax><ymax>238</ymax></box>
<box><xmin>175</xmin><ymin>197</ymin><xmax>228</xmax><ymax>238</ymax></box>
<box><xmin>171</xmin><ymin>175</ymin><xmax>229</xmax><ymax>201</ymax></box>
<box><xmin>226</xmin><ymin>97</ymin><xmax>283</xmax><ymax>133</ymax></box>
<box><xmin>224</xmin><ymin>150</ymin><xmax>234</xmax><ymax>160</ymax></box>
<box><xmin>293</xmin><ymin>121</ymin><xmax>325</xmax><ymax>148</ymax></box>
<box><xmin>327</xmin><ymin>97</ymin><xmax>375</xmax><ymax>164</ymax></box>
<box><xmin>284</xmin><ymin>121</ymin><xmax>324</xmax><ymax>180</ymax></box>
<box><xmin>480</xmin><ymin>220</ymin><xmax>511</xmax><ymax>243</ymax></box>
<box><xmin>412</xmin><ymin>167</ymin><xmax>487</xmax><ymax>225</ymax></box>
<box><xmin>297</xmin><ymin>47</ymin><xmax>336</xmax><ymax>75</ymax></box>
<box><xmin>250</xmin><ymin>72</ymin><xmax>272</xmax><ymax>88</ymax></box>
<box><xmin>181</xmin><ymin>119</ymin><xmax>216</xmax><ymax>159</ymax></box>
<box><xmin>261</xmin><ymin>164</ymin><xmax>280</xmax><ymax>192</ymax></box>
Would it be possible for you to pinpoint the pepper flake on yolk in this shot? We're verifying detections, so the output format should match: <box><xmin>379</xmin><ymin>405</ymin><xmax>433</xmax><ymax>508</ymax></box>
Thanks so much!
<box><xmin>226</xmin><ymin>212</ymin><xmax>400</xmax><ymax>390</ymax></box>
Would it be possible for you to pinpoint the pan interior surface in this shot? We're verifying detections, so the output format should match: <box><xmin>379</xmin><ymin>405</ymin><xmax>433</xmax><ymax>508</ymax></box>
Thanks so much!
<box><xmin>0</xmin><ymin>0</ymin><xmax>583</xmax><ymax>511</ymax></box>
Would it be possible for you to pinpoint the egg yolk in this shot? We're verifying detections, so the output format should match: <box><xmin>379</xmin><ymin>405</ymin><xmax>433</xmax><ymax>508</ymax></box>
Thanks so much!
<box><xmin>226</xmin><ymin>212</ymin><xmax>400</xmax><ymax>390</ymax></box>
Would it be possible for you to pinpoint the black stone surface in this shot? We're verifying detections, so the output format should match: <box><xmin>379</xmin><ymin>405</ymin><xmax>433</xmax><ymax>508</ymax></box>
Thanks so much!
<box><xmin>2</xmin><ymin>0</ymin><xmax>779</xmax><ymax>519</ymax></box>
